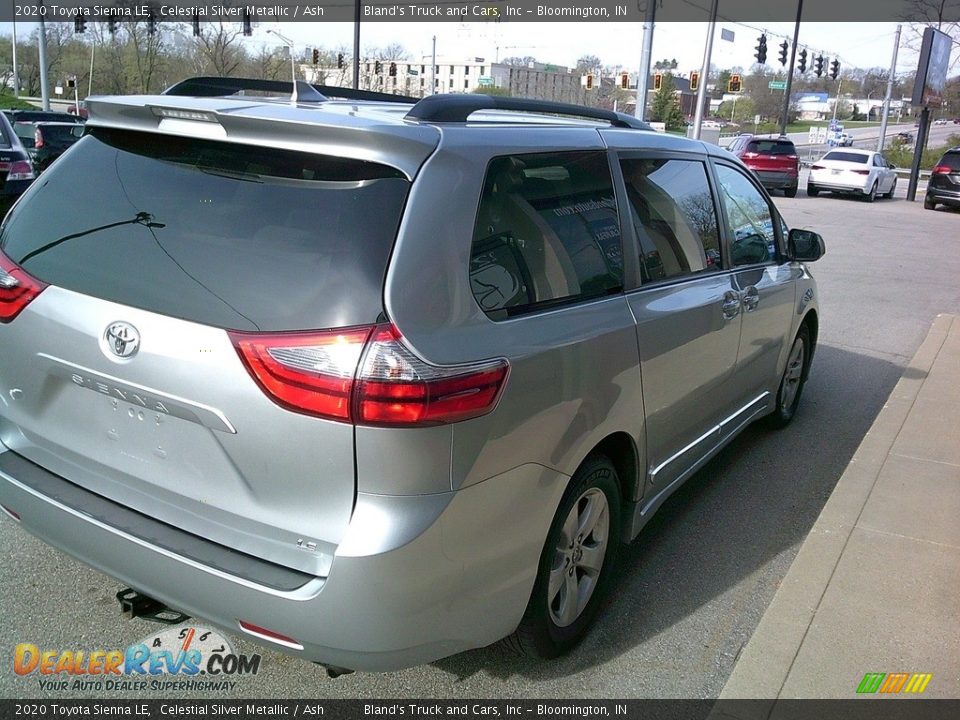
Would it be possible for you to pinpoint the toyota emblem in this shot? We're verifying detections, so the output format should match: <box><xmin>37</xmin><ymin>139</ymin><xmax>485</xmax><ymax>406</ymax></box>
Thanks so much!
<box><xmin>104</xmin><ymin>322</ymin><xmax>141</xmax><ymax>359</ymax></box>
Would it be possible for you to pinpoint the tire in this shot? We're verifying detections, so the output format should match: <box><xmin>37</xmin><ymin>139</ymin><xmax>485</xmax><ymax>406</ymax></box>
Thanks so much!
<box><xmin>766</xmin><ymin>324</ymin><xmax>811</xmax><ymax>429</ymax></box>
<box><xmin>924</xmin><ymin>197</ymin><xmax>936</xmax><ymax>210</ymax></box>
<box><xmin>784</xmin><ymin>186</ymin><xmax>798</xmax><ymax>198</ymax></box>
<box><xmin>864</xmin><ymin>182</ymin><xmax>878</xmax><ymax>203</ymax></box>
<box><xmin>884</xmin><ymin>179</ymin><xmax>896</xmax><ymax>199</ymax></box>
<box><xmin>505</xmin><ymin>454</ymin><xmax>622</xmax><ymax>659</ymax></box>
<box><xmin>806</xmin><ymin>184</ymin><xmax>819</xmax><ymax>197</ymax></box>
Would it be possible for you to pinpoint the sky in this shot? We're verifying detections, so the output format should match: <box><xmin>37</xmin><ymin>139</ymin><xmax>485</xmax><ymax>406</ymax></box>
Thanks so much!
<box><xmin>0</xmin><ymin>21</ymin><xmax>938</xmax><ymax>78</ymax></box>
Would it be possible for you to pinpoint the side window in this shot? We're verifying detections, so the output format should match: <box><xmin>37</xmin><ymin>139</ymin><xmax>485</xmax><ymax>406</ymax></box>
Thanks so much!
<box><xmin>620</xmin><ymin>158</ymin><xmax>721</xmax><ymax>283</ymax></box>
<box><xmin>715</xmin><ymin>164</ymin><xmax>777</xmax><ymax>267</ymax></box>
<box><xmin>470</xmin><ymin>151</ymin><xmax>623</xmax><ymax>318</ymax></box>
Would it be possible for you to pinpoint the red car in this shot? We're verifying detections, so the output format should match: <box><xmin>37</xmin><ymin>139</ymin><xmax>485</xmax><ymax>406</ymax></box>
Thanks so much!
<box><xmin>725</xmin><ymin>134</ymin><xmax>800</xmax><ymax>197</ymax></box>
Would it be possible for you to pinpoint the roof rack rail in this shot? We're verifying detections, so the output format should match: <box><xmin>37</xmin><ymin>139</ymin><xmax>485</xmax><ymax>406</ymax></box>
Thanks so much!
<box><xmin>404</xmin><ymin>94</ymin><xmax>652</xmax><ymax>130</ymax></box>
<box><xmin>163</xmin><ymin>77</ymin><xmax>328</xmax><ymax>103</ymax></box>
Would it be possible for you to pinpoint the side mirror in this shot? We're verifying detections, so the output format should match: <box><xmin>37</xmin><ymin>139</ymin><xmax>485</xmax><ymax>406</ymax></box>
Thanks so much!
<box><xmin>788</xmin><ymin>228</ymin><xmax>825</xmax><ymax>262</ymax></box>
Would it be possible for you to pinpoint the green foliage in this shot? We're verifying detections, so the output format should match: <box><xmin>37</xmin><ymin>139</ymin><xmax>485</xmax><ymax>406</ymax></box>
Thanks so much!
<box><xmin>473</xmin><ymin>85</ymin><xmax>511</xmax><ymax>97</ymax></box>
<box><xmin>0</xmin><ymin>93</ymin><xmax>36</xmax><ymax>109</ymax></box>
<box><xmin>885</xmin><ymin>135</ymin><xmax>960</xmax><ymax>171</ymax></box>
<box><xmin>649</xmin><ymin>72</ymin><xmax>684</xmax><ymax>131</ymax></box>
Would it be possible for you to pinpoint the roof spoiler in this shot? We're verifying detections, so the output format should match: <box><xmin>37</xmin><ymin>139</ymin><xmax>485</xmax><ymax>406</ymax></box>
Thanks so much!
<box><xmin>163</xmin><ymin>76</ymin><xmax>419</xmax><ymax>105</ymax></box>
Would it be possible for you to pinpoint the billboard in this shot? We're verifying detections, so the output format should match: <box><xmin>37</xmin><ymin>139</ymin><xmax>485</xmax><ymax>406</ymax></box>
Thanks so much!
<box><xmin>911</xmin><ymin>26</ymin><xmax>953</xmax><ymax>106</ymax></box>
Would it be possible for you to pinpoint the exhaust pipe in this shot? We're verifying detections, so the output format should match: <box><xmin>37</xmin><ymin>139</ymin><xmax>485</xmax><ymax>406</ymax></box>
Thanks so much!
<box><xmin>116</xmin><ymin>588</ymin><xmax>191</xmax><ymax>625</ymax></box>
<box><xmin>315</xmin><ymin>662</ymin><xmax>355</xmax><ymax>679</ymax></box>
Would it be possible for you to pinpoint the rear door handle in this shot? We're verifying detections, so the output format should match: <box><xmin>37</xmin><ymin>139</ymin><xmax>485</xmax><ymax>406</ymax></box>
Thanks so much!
<box><xmin>722</xmin><ymin>291</ymin><xmax>741</xmax><ymax>319</ymax></box>
<box><xmin>742</xmin><ymin>286</ymin><xmax>760</xmax><ymax>312</ymax></box>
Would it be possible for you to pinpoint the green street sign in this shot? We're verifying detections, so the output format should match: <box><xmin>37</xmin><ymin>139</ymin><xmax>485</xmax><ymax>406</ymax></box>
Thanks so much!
<box><xmin>768</xmin><ymin>80</ymin><xmax>787</xmax><ymax>90</ymax></box>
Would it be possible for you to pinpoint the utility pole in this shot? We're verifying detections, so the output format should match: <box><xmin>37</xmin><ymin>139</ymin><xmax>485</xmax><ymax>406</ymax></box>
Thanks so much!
<box><xmin>692</xmin><ymin>0</ymin><xmax>719</xmax><ymax>139</ymax></box>
<box><xmin>431</xmin><ymin>35</ymin><xmax>437</xmax><ymax>96</ymax></box>
<box><xmin>12</xmin><ymin>17</ymin><xmax>20</xmax><ymax>97</ymax></box>
<box><xmin>353</xmin><ymin>0</ymin><xmax>361</xmax><ymax>89</ymax></box>
<box><xmin>634</xmin><ymin>0</ymin><xmax>657</xmax><ymax>121</ymax></box>
<box><xmin>778</xmin><ymin>0</ymin><xmax>803</xmax><ymax>136</ymax></box>
<box><xmin>831</xmin><ymin>77</ymin><xmax>843</xmax><ymax>122</ymax></box>
<box><xmin>877</xmin><ymin>24</ymin><xmax>902</xmax><ymax>152</ymax></box>
<box><xmin>38</xmin><ymin>6</ymin><xmax>50</xmax><ymax>110</ymax></box>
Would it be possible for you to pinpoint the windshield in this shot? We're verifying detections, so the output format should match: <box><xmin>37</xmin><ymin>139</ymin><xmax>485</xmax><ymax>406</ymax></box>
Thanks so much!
<box><xmin>0</xmin><ymin>128</ymin><xmax>410</xmax><ymax>331</ymax></box>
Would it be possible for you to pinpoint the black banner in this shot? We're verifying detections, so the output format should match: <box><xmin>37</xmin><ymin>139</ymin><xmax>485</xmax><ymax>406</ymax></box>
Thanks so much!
<box><xmin>2</xmin><ymin>700</ymin><xmax>960</xmax><ymax>720</ymax></box>
<box><xmin>2</xmin><ymin>0</ymin><xmax>959</xmax><ymax>24</ymax></box>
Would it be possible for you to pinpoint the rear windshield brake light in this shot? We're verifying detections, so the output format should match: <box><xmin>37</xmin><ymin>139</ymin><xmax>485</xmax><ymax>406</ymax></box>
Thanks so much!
<box><xmin>0</xmin><ymin>250</ymin><xmax>47</xmax><ymax>323</ymax></box>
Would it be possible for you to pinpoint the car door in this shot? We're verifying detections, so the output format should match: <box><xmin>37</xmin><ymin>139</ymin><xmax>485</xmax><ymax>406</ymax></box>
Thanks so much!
<box><xmin>712</xmin><ymin>162</ymin><xmax>798</xmax><ymax>412</ymax></box>
<box><xmin>615</xmin><ymin>153</ymin><xmax>743</xmax><ymax>498</ymax></box>
<box><xmin>874</xmin><ymin>154</ymin><xmax>895</xmax><ymax>193</ymax></box>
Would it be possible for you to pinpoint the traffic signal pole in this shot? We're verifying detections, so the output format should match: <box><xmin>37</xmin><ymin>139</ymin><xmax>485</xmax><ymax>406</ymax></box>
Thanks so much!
<box><xmin>692</xmin><ymin>0</ymin><xmax>719</xmax><ymax>140</ymax></box>
<box><xmin>778</xmin><ymin>0</ymin><xmax>803</xmax><ymax>137</ymax></box>
<box><xmin>353</xmin><ymin>0</ymin><xmax>361</xmax><ymax>89</ymax></box>
<box><xmin>634</xmin><ymin>0</ymin><xmax>656</xmax><ymax>121</ymax></box>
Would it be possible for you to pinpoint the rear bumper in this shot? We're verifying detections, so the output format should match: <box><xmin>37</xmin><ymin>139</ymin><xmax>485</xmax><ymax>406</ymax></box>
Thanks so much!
<box><xmin>753</xmin><ymin>170</ymin><xmax>798</xmax><ymax>190</ymax></box>
<box><xmin>0</xmin><ymin>444</ymin><xmax>568</xmax><ymax>671</ymax></box>
<box><xmin>926</xmin><ymin>185</ymin><xmax>960</xmax><ymax>206</ymax></box>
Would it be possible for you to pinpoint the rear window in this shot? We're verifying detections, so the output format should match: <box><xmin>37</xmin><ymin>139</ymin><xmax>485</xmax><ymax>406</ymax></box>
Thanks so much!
<box><xmin>822</xmin><ymin>151</ymin><xmax>868</xmax><ymax>163</ymax></box>
<box><xmin>937</xmin><ymin>152</ymin><xmax>960</xmax><ymax>171</ymax></box>
<box><xmin>746</xmin><ymin>140</ymin><xmax>796</xmax><ymax>155</ymax></box>
<box><xmin>37</xmin><ymin>125</ymin><xmax>83</xmax><ymax>143</ymax></box>
<box><xmin>0</xmin><ymin>128</ymin><xmax>409</xmax><ymax>331</ymax></box>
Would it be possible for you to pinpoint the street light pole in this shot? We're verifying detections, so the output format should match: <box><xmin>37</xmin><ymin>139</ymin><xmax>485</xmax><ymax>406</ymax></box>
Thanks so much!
<box><xmin>692</xmin><ymin>0</ymin><xmax>719</xmax><ymax>140</ymax></box>
<box><xmin>266</xmin><ymin>29</ymin><xmax>298</xmax><ymax>103</ymax></box>
<box><xmin>634</xmin><ymin>0</ymin><xmax>656</xmax><ymax>121</ymax></box>
<box><xmin>877</xmin><ymin>24</ymin><xmax>902</xmax><ymax>152</ymax></box>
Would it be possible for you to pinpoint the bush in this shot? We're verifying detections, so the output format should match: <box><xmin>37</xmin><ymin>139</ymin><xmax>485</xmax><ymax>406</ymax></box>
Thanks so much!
<box><xmin>0</xmin><ymin>94</ymin><xmax>37</xmax><ymax>110</ymax></box>
<box><xmin>885</xmin><ymin>133</ymin><xmax>960</xmax><ymax>171</ymax></box>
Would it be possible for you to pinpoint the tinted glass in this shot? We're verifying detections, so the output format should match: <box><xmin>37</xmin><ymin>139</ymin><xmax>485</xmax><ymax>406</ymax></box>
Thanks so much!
<box><xmin>37</xmin><ymin>125</ymin><xmax>82</xmax><ymax>144</ymax></box>
<box><xmin>0</xmin><ymin>128</ymin><xmax>409</xmax><ymax>332</ymax></box>
<box><xmin>822</xmin><ymin>151</ymin><xmax>868</xmax><ymax>163</ymax></box>
<box><xmin>470</xmin><ymin>151</ymin><xmax>622</xmax><ymax>318</ymax></box>
<box><xmin>746</xmin><ymin>140</ymin><xmax>796</xmax><ymax>155</ymax></box>
<box><xmin>620</xmin><ymin>158</ymin><xmax>721</xmax><ymax>283</ymax></box>
<box><xmin>937</xmin><ymin>152</ymin><xmax>960</xmax><ymax>171</ymax></box>
<box><xmin>715</xmin><ymin>165</ymin><xmax>777</xmax><ymax>267</ymax></box>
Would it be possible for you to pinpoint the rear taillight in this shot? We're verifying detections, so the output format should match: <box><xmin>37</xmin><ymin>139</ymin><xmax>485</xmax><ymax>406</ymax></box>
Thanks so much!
<box><xmin>7</xmin><ymin>160</ymin><xmax>35</xmax><ymax>181</ymax></box>
<box><xmin>229</xmin><ymin>326</ymin><xmax>373</xmax><ymax>421</ymax></box>
<box><xmin>853</xmin><ymin>170</ymin><xmax>870</xmax><ymax>175</ymax></box>
<box><xmin>34</xmin><ymin>129</ymin><xmax>43</xmax><ymax>149</ymax></box>
<box><xmin>932</xmin><ymin>165</ymin><xmax>953</xmax><ymax>174</ymax></box>
<box><xmin>0</xmin><ymin>249</ymin><xmax>47</xmax><ymax>323</ymax></box>
<box><xmin>230</xmin><ymin>324</ymin><xmax>509</xmax><ymax>427</ymax></box>
<box><xmin>811</xmin><ymin>164</ymin><xmax>824</xmax><ymax>170</ymax></box>
<box><xmin>355</xmin><ymin>325</ymin><xmax>509</xmax><ymax>426</ymax></box>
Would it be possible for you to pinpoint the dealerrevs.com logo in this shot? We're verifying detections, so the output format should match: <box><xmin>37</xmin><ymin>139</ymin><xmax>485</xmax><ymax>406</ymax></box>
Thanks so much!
<box><xmin>14</xmin><ymin>626</ymin><xmax>261</xmax><ymax>692</ymax></box>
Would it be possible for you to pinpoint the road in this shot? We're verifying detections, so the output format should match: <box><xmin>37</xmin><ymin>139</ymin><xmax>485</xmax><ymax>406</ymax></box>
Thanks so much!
<box><xmin>2</xmin><ymin>193</ymin><xmax>959</xmax><ymax>700</ymax></box>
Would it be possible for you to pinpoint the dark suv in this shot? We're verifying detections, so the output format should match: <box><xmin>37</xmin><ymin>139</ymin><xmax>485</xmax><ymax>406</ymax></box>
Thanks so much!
<box><xmin>726</xmin><ymin>134</ymin><xmax>800</xmax><ymax>197</ymax></box>
<box><xmin>924</xmin><ymin>148</ymin><xmax>960</xmax><ymax>211</ymax></box>
<box><xmin>0</xmin><ymin>77</ymin><xmax>825</xmax><ymax>674</ymax></box>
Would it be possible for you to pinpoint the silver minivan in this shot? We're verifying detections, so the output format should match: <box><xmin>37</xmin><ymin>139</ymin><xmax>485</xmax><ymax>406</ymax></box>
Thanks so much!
<box><xmin>0</xmin><ymin>80</ymin><xmax>823</xmax><ymax>674</ymax></box>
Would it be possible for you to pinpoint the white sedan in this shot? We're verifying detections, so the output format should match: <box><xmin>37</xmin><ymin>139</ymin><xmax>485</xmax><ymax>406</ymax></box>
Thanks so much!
<box><xmin>807</xmin><ymin>149</ymin><xmax>898</xmax><ymax>202</ymax></box>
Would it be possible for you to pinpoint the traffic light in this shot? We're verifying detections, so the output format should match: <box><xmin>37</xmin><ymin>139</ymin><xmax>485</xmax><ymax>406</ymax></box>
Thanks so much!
<box><xmin>814</xmin><ymin>54</ymin><xmax>825</xmax><ymax>77</ymax></box>
<box><xmin>375</xmin><ymin>60</ymin><xmax>382</xmax><ymax>75</ymax></box>
<box><xmin>337</xmin><ymin>53</ymin><xmax>344</xmax><ymax>69</ymax></box>
<box><xmin>689</xmin><ymin>71</ymin><xmax>699</xmax><ymax>92</ymax></box>
<box><xmin>755</xmin><ymin>34</ymin><xmax>767</xmax><ymax>65</ymax></box>
<box><xmin>73</xmin><ymin>17</ymin><xmax>86</xmax><ymax>34</ymax></box>
<box><xmin>778</xmin><ymin>41</ymin><xmax>789</xmax><ymax>66</ymax></box>
<box><xmin>830</xmin><ymin>59</ymin><xmax>840</xmax><ymax>80</ymax></box>
<box><xmin>107</xmin><ymin>20</ymin><xmax>117</xmax><ymax>36</ymax></box>
<box><xmin>585</xmin><ymin>73</ymin><xmax>594</xmax><ymax>90</ymax></box>
<box><xmin>242</xmin><ymin>10</ymin><xmax>252</xmax><ymax>36</ymax></box>
<box><xmin>389</xmin><ymin>62</ymin><xmax>397</xmax><ymax>77</ymax></box>
<box><xmin>67</xmin><ymin>77</ymin><xmax>76</xmax><ymax>89</ymax></box>
<box><xmin>797</xmin><ymin>49</ymin><xmax>807</xmax><ymax>74</ymax></box>
<box><xmin>192</xmin><ymin>15</ymin><xmax>201</xmax><ymax>37</ymax></box>
<box><xmin>312</xmin><ymin>49</ymin><xmax>319</xmax><ymax>65</ymax></box>
<box><xmin>728</xmin><ymin>74</ymin><xmax>742</xmax><ymax>93</ymax></box>
<box><xmin>146</xmin><ymin>11</ymin><xmax>156</xmax><ymax>35</ymax></box>
<box><xmin>653</xmin><ymin>73</ymin><xmax>663</xmax><ymax>91</ymax></box>
<box><xmin>620</xmin><ymin>72</ymin><xmax>629</xmax><ymax>90</ymax></box>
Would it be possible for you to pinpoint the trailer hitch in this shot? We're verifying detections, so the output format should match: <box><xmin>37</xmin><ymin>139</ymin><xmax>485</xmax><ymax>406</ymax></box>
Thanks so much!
<box><xmin>116</xmin><ymin>588</ymin><xmax>191</xmax><ymax>625</ymax></box>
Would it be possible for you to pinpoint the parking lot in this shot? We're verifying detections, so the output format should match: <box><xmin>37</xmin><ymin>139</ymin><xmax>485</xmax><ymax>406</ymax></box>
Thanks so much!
<box><xmin>2</xmin><ymin>186</ymin><xmax>958</xmax><ymax>700</ymax></box>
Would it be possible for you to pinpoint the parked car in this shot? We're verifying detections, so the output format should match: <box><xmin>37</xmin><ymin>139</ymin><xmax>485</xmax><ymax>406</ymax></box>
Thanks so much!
<box><xmin>0</xmin><ymin>78</ymin><xmax>824</xmax><ymax>675</ymax></box>
<box><xmin>837</xmin><ymin>132</ymin><xmax>854</xmax><ymax>147</ymax></box>
<box><xmin>67</xmin><ymin>101</ymin><xmax>89</xmax><ymax>119</ymax></box>
<box><xmin>933</xmin><ymin>118</ymin><xmax>949</xmax><ymax>126</ymax></box>
<box><xmin>0</xmin><ymin>111</ymin><xmax>37</xmax><ymax>213</ymax></box>
<box><xmin>725</xmin><ymin>134</ymin><xmax>800</xmax><ymax>197</ymax></box>
<box><xmin>924</xmin><ymin>147</ymin><xmax>960</xmax><ymax>211</ymax></box>
<box><xmin>807</xmin><ymin>148</ymin><xmax>898</xmax><ymax>201</ymax></box>
<box><xmin>1</xmin><ymin>109</ymin><xmax>84</xmax><ymax>125</ymax></box>
<box><xmin>13</xmin><ymin>121</ymin><xmax>85</xmax><ymax>172</ymax></box>
<box><xmin>894</xmin><ymin>131</ymin><xmax>914</xmax><ymax>144</ymax></box>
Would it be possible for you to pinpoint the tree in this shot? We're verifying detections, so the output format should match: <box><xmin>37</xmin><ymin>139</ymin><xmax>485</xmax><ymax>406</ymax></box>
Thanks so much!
<box><xmin>899</xmin><ymin>4</ymin><xmax>960</xmax><ymax>72</ymax></box>
<box><xmin>193</xmin><ymin>21</ymin><xmax>245</xmax><ymax>77</ymax></box>
<box><xmin>718</xmin><ymin>96</ymin><xmax>756</xmax><ymax>124</ymax></box>
<box><xmin>501</xmin><ymin>55</ymin><xmax>537</xmax><ymax>67</ymax></box>
<box><xmin>576</xmin><ymin>54</ymin><xmax>602</xmax><ymax>74</ymax></box>
<box><xmin>654</xmin><ymin>58</ymin><xmax>678</xmax><ymax>71</ymax></box>
<box><xmin>649</xmin><ymin>72</ymin><xmax>684</xmax><ymax>130</ymax></box>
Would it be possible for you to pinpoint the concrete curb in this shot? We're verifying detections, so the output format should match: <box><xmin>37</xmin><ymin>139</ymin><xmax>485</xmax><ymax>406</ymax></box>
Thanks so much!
<box><xmin>715</xmin><ymin>314</ymin><xmax>956</xmax><ymax>708</ymax></box>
